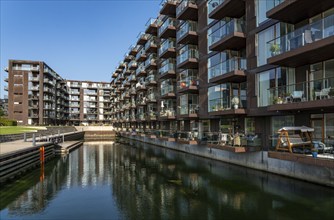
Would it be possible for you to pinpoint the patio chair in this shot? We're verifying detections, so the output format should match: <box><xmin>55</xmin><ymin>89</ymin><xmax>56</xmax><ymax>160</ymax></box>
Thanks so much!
<box><xmin>291</xmin><ymin>91</ymin><xmax>304</xmax><ymax>102</ymax></box>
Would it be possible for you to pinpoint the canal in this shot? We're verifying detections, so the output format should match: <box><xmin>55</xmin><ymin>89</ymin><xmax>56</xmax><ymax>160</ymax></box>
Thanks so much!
<box><xmin>1</xmin><ymin>141</ymin><xmax>334</xmax><ymax>220</ymax></box>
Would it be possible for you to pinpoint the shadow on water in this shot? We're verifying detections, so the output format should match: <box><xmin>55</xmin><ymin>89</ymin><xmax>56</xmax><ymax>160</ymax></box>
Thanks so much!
<box><xmin>0</xmin><ymin>139</ymin><xmax>334</xmax><ymax>220</ymax></box>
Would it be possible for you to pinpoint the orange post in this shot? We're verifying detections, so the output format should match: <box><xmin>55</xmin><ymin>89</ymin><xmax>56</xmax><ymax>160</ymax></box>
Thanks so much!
<box><xmin>40</xmin><ymin>146</ymin><xmax>45</xmax><ymax>164</ymax></box>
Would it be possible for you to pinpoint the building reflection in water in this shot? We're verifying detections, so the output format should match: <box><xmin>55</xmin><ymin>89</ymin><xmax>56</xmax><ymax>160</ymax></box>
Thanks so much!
<box><xmin>1</xmin><ymin>141</ymin><xmax>334</xmax><ymax>220</ymax></box>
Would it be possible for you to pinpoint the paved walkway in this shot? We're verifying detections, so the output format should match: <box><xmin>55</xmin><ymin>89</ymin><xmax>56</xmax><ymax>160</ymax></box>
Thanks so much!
<box><xmin>0</xmin><ymin>140</ymin><xmax>48</xmax><ymax>155</ymax></box>
<box><xmin>0</xmin><ymin>131</ymin><xmax>83</xmax><ymax>156</ymax></box>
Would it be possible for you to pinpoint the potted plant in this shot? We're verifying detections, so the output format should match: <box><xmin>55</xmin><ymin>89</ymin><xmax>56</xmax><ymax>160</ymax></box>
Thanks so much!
<box><xmin>311</xmin><ymin>148</ymin><xmax>318</xmax><ymax>158</ymax></box>
<box><xmin>273</xmin><ymin>96</ymin><xmax>283</xmax><ymax>104</ymax></box>
<box><xmin>211</xmin><ymin>105</ymin><xmax>216</xmax><ymax>111</ymax></box>
<box><xmin>270</xmin><ymin>43</ymin><xmax>280</xmax><ymax>56</ymax></box>
<box><xmin>231</xmin><ymin>96</ymin><xmax>240</xmax><ymax>109</ymax></box>
<box><xmin>329</xmin><ymin>88</ymin><xmax>334</xmax><ymax>97</ymax></box>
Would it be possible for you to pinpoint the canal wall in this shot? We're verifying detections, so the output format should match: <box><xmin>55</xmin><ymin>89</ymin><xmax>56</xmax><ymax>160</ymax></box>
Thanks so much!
<box><xmin>122</xmin><ymin>135</ymin><xmax>334</xmax><ymax>187</ymax></box>
<box><xmin>75</xmin><ymin>126</ymin><xmax>115</xmax><ymax>141</ymax></box>
<box><xmin>0</xmin><ymin>131</ymin><xmax>84</xmax><ymax>183</ymax></box>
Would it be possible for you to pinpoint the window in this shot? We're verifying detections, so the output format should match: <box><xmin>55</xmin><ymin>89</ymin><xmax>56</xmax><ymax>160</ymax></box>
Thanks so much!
<box><xmin>256</xmin><ymin>0</ymin><xmax>275</xmax><ymax>26</ymax></box>
<box><xmin>257</xmin><ymin>24</ymin><xmax>278</xmax><ymax>66</ymax></box>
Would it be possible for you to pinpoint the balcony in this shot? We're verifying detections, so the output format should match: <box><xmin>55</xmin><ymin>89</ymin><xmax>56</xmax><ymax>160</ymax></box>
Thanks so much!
<box><xmin>145</xmin><ymin>18</ymin><xmax>158</xmax><ymax>35</ymax></box>
<box><xmin>144</xmin><ymin>36</ymin><xmax>158</xmax><ymax>53</ymax></box>
<box><xmin>208</xmin><ymin>0</ymin><xmax>245</xmax><ymax>20</ymax></box>
<box><xmin>136</xmin><ymin>113</ymin><xmax>146</xmax><ymax>122</ymax></box>
<box><xmin>136</xmin><ymin>83</ymin><xmax>147</xmax><ymax>92</ymax></box>
<box><xmin>177</xmin><ymin>104</ymin><xmax>198</xmax><ymax>118</ymax></box>
<box><xmin>158</xmin><ymin>38</ymin><xmax>176</xmax><ymax>58</ymax></box>
<box><xmin>161</xmin><ymin>85</ymin><xmax>176</xmax><ymax>99</ymax></box>
<box><xmin>158</xmin><ymin>17</ymin><xmax>177</xmax><ymax>39</ymax></box>
<box><xmin>144</xmin><ymin>54</ymin><xmax>158</xmax><ymax>70</ymax></box>
<box><xmin>160</xmin><ymin>0</ymin><xmax>179</xmax><ymax>17</ymax></box>
<box><xmin>137</xmin><ymin>32</ymin><xmax>150</xmax><ymax>45</ymax></box>
<box><xmin>208</xmin><ymin>57</ymin><xmax>246</xmax><ymax>84</ymax></box>
<box><xmin>209</xmin><ymin>95</ymin><xmax>247</xmax><ymax>116</ymax></box>
<box><xmin>176</xmin><ymin>0</ymin><xmax>198</xmax><ymax>21</ymax></box>
<box><xmin>4</xmin><ymin>86</ymin><xmax>8</xmax><ymax>91</ymax></box>
<box><xmin>124</xmin><ymin>54</ymin><xmax>133</xmax><ymax>62</ymax></box>
<box><xmin>177</xmin><ymin>71</ymin><xmax>198</xmax><ymax>93</ymax></box>
<box><xmin>176</xmin><ymin>45</ymin><xmax>199</xmax><ymax>69</ymax></box>
<box><xmin>136</xmin><ymin>47</ymin><xmax>147</xmax><ymax>62</ymax></box>
<box><xmin>159</xmin><ymin>108</ymin><xmax>176</xmax><ymax>120</ymax></box>
<box><xmin>129</xmin><ymin>74</ymin><xmax>137</xmax><ymax>83</ymax></box>
<box><xmin>267</xmin><ymin>14</ymin><xmax>334</xmax><ymax>67</ymax></box>
<box><xmin>146</xmin><ymin>74</ymin><xmax>157</xmax><ymax>86</ymax></box>
<box><xmin>146</xmin><ymin>112</ymin><xmax>157</xmax><ymax>121</ymax></box>
<box><xmin>128</xmin><ymin>60</ymin><xmax>138</xmax><ymax>70</ymax></box>
<box><xmin>159</xmin><ymin>58</ymin><xmax>176</xmax><ymax>79</ymax></box>
<box><xmin>136</xmin><ymin>64</ymin><xmax>147</xmax><ymax>77</ymax></box>
<box><xmin>147</xmin><ymin>93</ymin><xmax>157</xmax><ymax>102</ymax></box>
<box><xmin>129</xmin><ymin>45</ymin><xmax>141</xmax><ymax>56</ymax></box>
<box><xmin>177</xmin><ymin>20</ymin><xmax>198</xmax><ymax>45</ymax></box>
<box><xmin>176</xmin><ymin>131</ymin><xmax>199</xmax><ymax>145</ymax></box>
<box><xmin>267</xmin><ymin>77</ymin><xmax>334</xmax><ymax>112</ymax></box>
<box><xmin>267</xmin><ymin>0</ymin><xmax>334</xmax><ymax>24</ymax></box>
<box><xmin>29</xmin><ymin>76</ymin><xmax>39</xmax><ymax>82</ymax></box>
<box><xmin>208</xmin><ymin>18</ymin><xmax>246</xmax><ymax>51</ymax></box>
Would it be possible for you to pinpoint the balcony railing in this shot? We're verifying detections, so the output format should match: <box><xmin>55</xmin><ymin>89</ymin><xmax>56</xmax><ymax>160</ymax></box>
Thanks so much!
<box><xmin>208</xmin><ymin>18</ymin><xmax>245</xmax><ymax>47</ymax></box>
<box><xmin>177</xmin><ymin>20</ymin><xmax>197</xmax><ymax>40</ymax></box>
<box><xmin>159</xmin><ymin>59</ymin><xmax>176</xmax><ymax>74</ymax></box>
<box><xmin>207</xmin><ymin>0</ymin><xmax>225</xmax><ymax>15</ymax></box>
<box><xmin>178</xmin><ymin>104</ymin><xmax>198</xmax><ymax>115</ymax></box>
<box><xmin>267</xmin><ymin>14</ymin><xmax>334</xmax><ymax>57</ymax></box>
<box><xmin>209</xmin><ymin>95</ymin><xmax>247</xmax><ymax>112</ymax></box>
<box><xmin>146</xmin><ymin>74</ymin><xmax>156</xmax><ymax>83</ymax></box>
<box><xmin>177</xmin><ymin>45</ymin><xmax>198</xmax><ymax>65</ymax></box>
<box><xmin>177</xmin><ymin>75</ymin><xmax>198</xmax><ymax>90</ymax></box>
<box><xmin>136</xmin><ymin>64</ymin><xmax>146</xmax><ymax>75</ymax></box>
<box><xmin>144</xmin><ymin>54</ymin><xmax>157</xmax><ymax>67</ymax></box>
<box><xmin>176</xmin><ymin>0</ymin><xmax>196</xmax><ymax>16</ymax></box>
<box><xmin>147</xmin><ymin>93</ymin><xmax>157</xmax><ymax>101</ymax></box>
<box><xmin>267</xmin><ymin>77</ymin><xmax>334</xmax><ymax>105</ymax></box>
<box><xmin>161</xmin><ymin>85</ymin><xmax>175</xmax><ymax>96</ymax></box>
<box><xmin>158</xmin><ymin>18</ymin><xmax>177</xmax><ymax>36</ymax></box>
<box><xmin>208</xmin><ymin>57</ymin><xmax>246</xmax><ymax>80</ymax></box>
<box><xmin>159</xmin><ymin>38</ymin><xmax>176</xmax><ymax>57</ymax></box>
<box><xmin>159</xmin><ymin>108</ymin><xmax>176</xmax><ymax>117</ymax></box>
<box><xmin>145</xmin><ymin>36</ymin><xmax>158</xmax><ymax>51</ymax></box>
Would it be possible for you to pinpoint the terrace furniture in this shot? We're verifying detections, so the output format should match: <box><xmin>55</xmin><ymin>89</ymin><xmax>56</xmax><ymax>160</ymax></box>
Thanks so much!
<box><xmin>315</xmin><ymin>87</ymin><xmax>331</xmax><ymax>99</ymax></box>
<box><xmin>276</xmin><ymin>126</ymin><xmax>314</xmax><ymax>153</ymax></box>
<box><xmin>291</xmin><ymin>91</ymin><xmax>304</xmax><ymax>102</ymax></box>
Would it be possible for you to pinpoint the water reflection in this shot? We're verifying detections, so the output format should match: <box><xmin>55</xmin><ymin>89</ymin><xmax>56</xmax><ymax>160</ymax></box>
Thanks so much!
<box><xmin>0</xmin><ymin>141</ymin><xmax>334</xmax><ymax>220</ymax></box>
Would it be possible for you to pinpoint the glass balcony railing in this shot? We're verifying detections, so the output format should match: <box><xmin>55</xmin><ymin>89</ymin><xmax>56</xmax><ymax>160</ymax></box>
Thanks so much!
<box><xmin>177</xmin><ymin>75</ymin><xmax>198</xmax><ymax>90</ymax></box>
<box><xmin>209</xmin><ymin>95</ymin><xmax>247</xmax><ymax>112</ymax></box>
<box><xmin>177</xmin><ymin>20</ymin><xmax>197</xmax><ymax>40</ymax></box>
<box><xmin>207</xmin><ymin>0</ymin><xmax>225</xmax><ymax>15</ymax></box>
<box><xmin>135</xmin><ymin>46</ymin><xmax>146</xmax><ymax>60</ymax></box>
<box><xmin>177</xmin><ymin>45</ymin><xmax>199</xmax><ymax>65</ymax></box>
<box><xmin>208</xmin><ymin>18</ymin><xmax>245</xmax><ymax>47</ymax></box>
<box><xmin>176</xmin><ymin>0</ymin><xmax>196</xmax><ymax>16</ymax></box>
<box><xmin>159</xmin><ymin>108</ymin><xmax>176</xmax><ymax>117</ymax></box>
<box><xmin>267</xmin><ymin>77</ymin><xmax>334</xmax><ymax>105</ymax></box>
<box><xmin>145</xmin><ymin>36</ymin><xmax>158</xmax><ymax>51</ymax></box>
<box><xmin>161</xmin><ymin>85</ymin><xmax>175</xmax><ymax>96</ymax></box>
<box><xmin>137</xmin><ymin>32</ymin><xmax>150</xmax><ymax>42</ymax></box>
<box><xmin>136</xmin><ymin>64</ymin><xmax>146</xmax><ymax>75</ymax></box>
<box><xmin>159</xmin><ymin>38</ymin><xmax>176</xmax><ymax>56</ymax></box>
<box><xmin>159</xmin><ymin>59</ymin><xmax>176</xmax><ymax>74</ymax></box>
<box><xmin>158</xmin><ymin>18</ymin><xmax>177</xmax><ymax>36</ymax></box>
<box><xmin>179</xmin><ymin>104</ymin><xmax>199</xmax><ymax>115</ymax></box>
<box><xmin>147</xmin><ymin>93</ymin><xmax>157</xmax><ymax>101</ymax></box>
<box><xmin>144</xmin><ymin>54</ymin><xmax>157</xmax><ymax>67</ymax></box>
<box><xmin>146</xmin><ymin>74</ymin><xmax>156</xmax><ymax>83</ymax></box>
<box><xmin>145</xmin><ymin>18</ymin><xmax>158</xmax><ymax>28</ymax></box>
<box><xmin>208</xmin><ymin>57</ymin><xmax>246</xmax><ymax>80</ymax></box>
<box><xmin>267</xmin><ymin>14</ymin><xmax>334</xmax><ymax>57</ymax></box>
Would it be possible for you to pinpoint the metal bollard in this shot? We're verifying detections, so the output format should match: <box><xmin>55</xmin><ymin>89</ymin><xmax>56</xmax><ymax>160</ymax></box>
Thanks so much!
<box><xmin>24</xmin><ymin>133</ymin><xmax>27</xmax><ymax>142</ymax></box>
<box><xmin>33</xmin><ymin>134</ymin><xmax>36</xmax><ymax>147</ymax></box>
<box><xmin>62</xmin><ymin>134</ymin><xmax>65</xmax><ymax>143</ymax></box>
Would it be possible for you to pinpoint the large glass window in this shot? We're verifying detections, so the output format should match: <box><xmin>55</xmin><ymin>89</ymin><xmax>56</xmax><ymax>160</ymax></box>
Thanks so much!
<box><xmin>257</xmin><ymin>24</ymin><xmax>279</xmax><ymax>66</ymax></box>
<box><xmin>256</xmin><ymin>0</ymin><xmax>275</xmax><ymax>26</ymax></box>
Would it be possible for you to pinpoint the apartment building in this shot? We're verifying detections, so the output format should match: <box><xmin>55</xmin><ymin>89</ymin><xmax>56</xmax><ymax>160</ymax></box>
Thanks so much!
<box><xmin>67</xmin><ymin>80</ymin><xmax>112</xmax><ymax>126</ymax></box>
<box><xmin>4</xmin><ymin>60</ymin><xmax>69</xmax><ymax>125</ymax></box>
<box><xmin>110</xmin><ymin>0</ymin><xmax>334</xmax><ymax>149</ymax></box>
<box><xmin>4</xmin><ymin>60</ymin><xmax>111</xmax><ymax>125</ymax></box>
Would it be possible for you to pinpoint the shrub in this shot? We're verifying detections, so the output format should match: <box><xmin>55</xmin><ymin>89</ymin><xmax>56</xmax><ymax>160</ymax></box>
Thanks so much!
<box><xmin>0</xmin><ymin>117</ymin><xmax>17</xmax><ymax>126</ymax></box>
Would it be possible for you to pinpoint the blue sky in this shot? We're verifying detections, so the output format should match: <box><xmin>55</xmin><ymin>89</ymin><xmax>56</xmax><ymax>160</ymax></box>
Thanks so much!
<box><xmin>0</xmin><ymin>0</ymin><xmax>161</xmax><ymax>98</ymax></box>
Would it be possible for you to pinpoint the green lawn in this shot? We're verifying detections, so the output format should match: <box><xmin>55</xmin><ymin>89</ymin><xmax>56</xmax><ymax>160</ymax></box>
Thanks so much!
<box><xmin>0</xmin><ymin>126</ymin><xmax>46</xmax><ymax>135</ymax></box>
